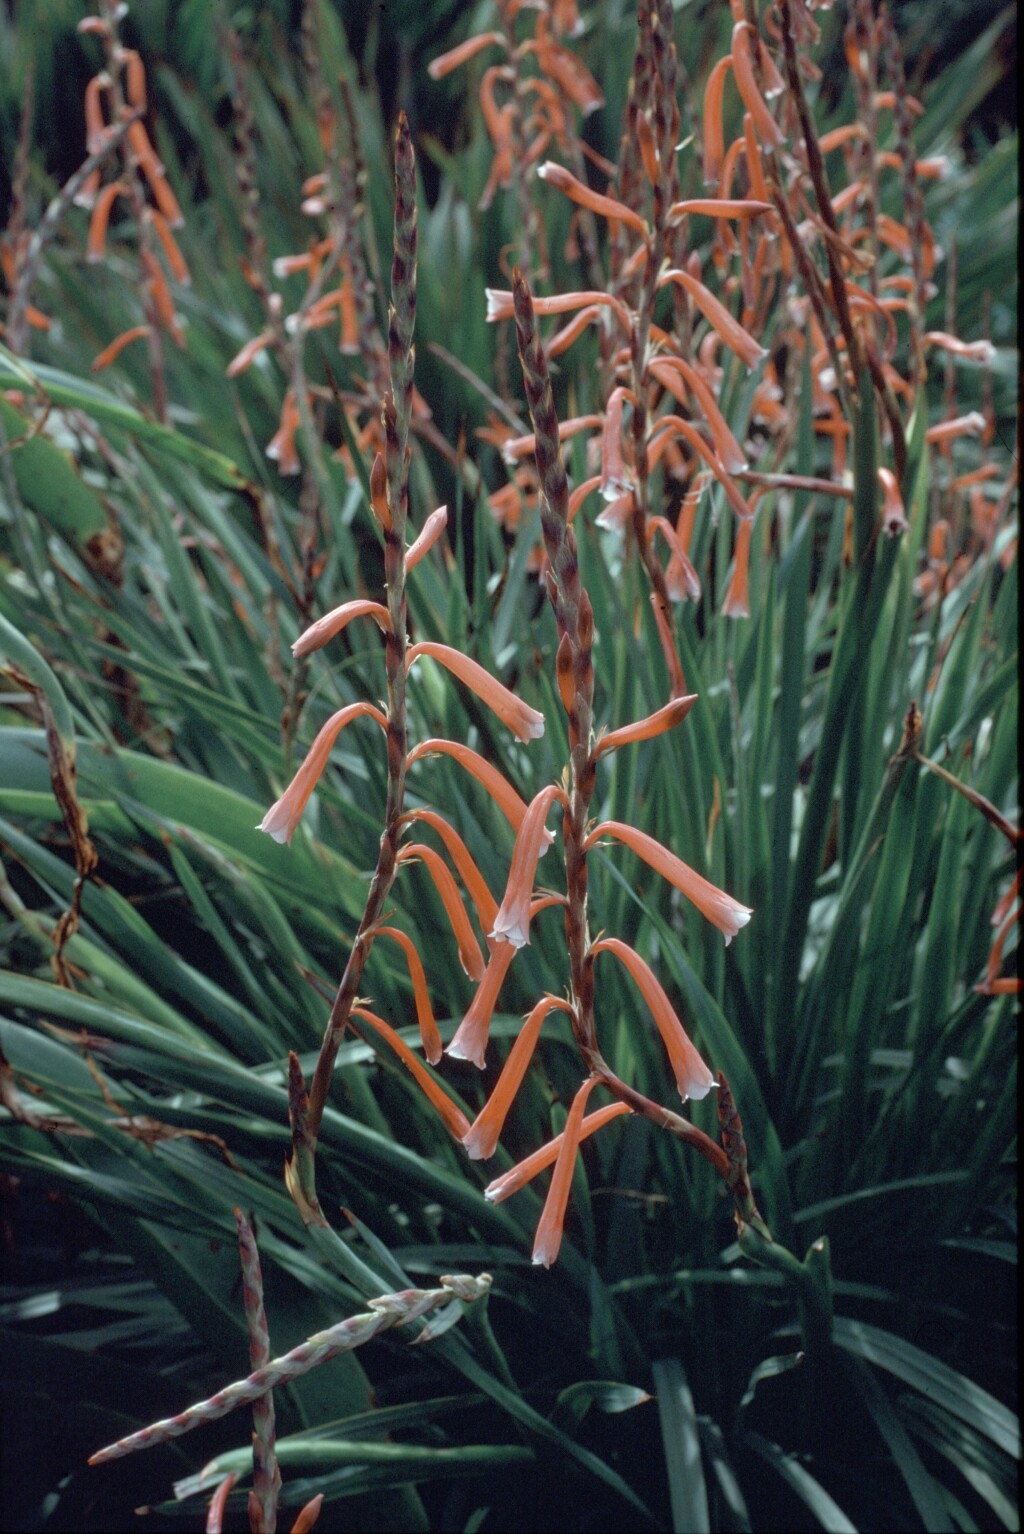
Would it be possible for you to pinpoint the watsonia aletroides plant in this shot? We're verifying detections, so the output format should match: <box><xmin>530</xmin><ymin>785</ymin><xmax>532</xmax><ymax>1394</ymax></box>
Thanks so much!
<box><xmin>252</xmin><ymin>113</ymin><xmax>780</xmax><ymax>1276</ymax></box>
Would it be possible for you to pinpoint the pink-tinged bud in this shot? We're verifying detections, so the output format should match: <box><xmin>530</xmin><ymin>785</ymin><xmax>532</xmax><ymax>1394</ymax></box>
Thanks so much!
<box><xmin>592</xmin><ymin>938</ymin><xmax>715</xmax><ymax>1102</ymax></box>
<box><xmin>878</xmin><ymin>468</ymin><xmax>908</xmax><ymax>537</ymax></box>
<box><xmin>461</xmin><ymin>996</ymin><xmax>575</xmax><ymax>1159</ymax></box>
<box><xmin>531</xmin><ymin>1077</ymin><xmax>602</xmax><ymax>1268</ymax></box>
<box><xmin>593</xmin><ymin>696</ymin><xmax>698</xmax><ymax>759</ymax></box>
<box><xmin>585</xmin><ymin>821</ymin><xmax>753</xmax><ymax>943</ymax></box>
<box><xmin>293</xmin><ymin>599</ymin><xmax>392</xmax><ymax>659</ymax></box>
<box><xmin>407</xmin><ymin>506</ymin><xmax>448</xmax><ymax>570</ymax></box>
<box><xmin>407</xmin><ymin>642</ymin><xmax>545</xmax><ymax>743</ymax></box>
<box><xmin>485</xmin><ymin>1103</ymin><xmax>632</xmax><ymax>1204</ymax></box>
<box><xmin>490</xmin><ymin>785</ymin><xmax>564</xmax><ymax>949</ymax></box>
<box><xmin>352</xmin><ymin>1008</ymin><xmax>470</xmax><ymax>1140</ymax></box>
<box><xmin>257</xmin><ymin>703</ymin><xmax>388</xmax><ymax>844</ymax></box>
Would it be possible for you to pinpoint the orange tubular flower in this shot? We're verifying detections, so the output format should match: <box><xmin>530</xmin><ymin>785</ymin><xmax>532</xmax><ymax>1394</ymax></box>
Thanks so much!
<box><xmin>591</xmin><ymin>938</ymin><xmax>715</xmax><ymax>1102</ymax></box>
<box><xmin>658</xmin><ymin>269</ymin><xmax>766</xmax><ymax>370</ymax></box>
<box><xmin>650</xmin><ymin>592</ymin><xmax>688</xmax><ymax>701</ymax></box>
<box><xmin>647</xmin><ymin>356</ymin><xmax>747</xmax><ymax>474</ymax></box>
<box><xmin>406</xmin><ymin>739</ymin><xmax>540</xmax><ymax>835</ymax></box>
<box><xmin>585</xmin><ymin>821</ymin><xmax>753</xmax><ymax>944</ymax></box>
<box><xmin>923</xmin><ymin>332</ymin><xmax>996</xmax><ymax>364</ymax></box>
<box><xmin>722</xmin><ymin>515</ymin><xmax>754</xmax><ymax>616</ymax></box>
<box><xmin>537</xmin><ymin>162</ymin><xmax>648</xmax><ymax>235</ymax></box>
<box><xmin>226</xmin><ymin>330</ymin><xmax>274</xmax><ymax>378</ymax></box>
<box><xmin>648</xmin><ymin>414</ymin><xmax>754</xmax><ymax>522</ymax></box>
<box><xmin>258</xmin><ymin>703</ymin><xmax>389</xmax><ymax>844</ymax></box>
<box><xmin>649</xmin><ymin>516</ymin><xmax>702</xmax><ymax>603</ymax></box>
<box><xmin>266</xmin><ymin>390</ymin><xmax>302</xmax><ymax>476</ymax></box>
<box><xmin>397</xmin><ymin>843</ymin><xmax>486</xmax><ymax>982</ymax></box>
<box><xmin>447</xmin><ymin>939</ymin><xmax>518</xmax><ymax>1068</ymax></box>
<box><xmin>428</xmin><ymin>30</ymin><xmax>504</xmax><ymax>80</ymax></box>
<box><xmin>702</xmin><ymin>55</ymin><xmax>733</xmax><ymax>186</ymax></box>
<box><xmin>406</xmin><ymin>642</ymin><xmax>545</xmax><ymax>743</ymax></box>
<box><xmin>351</xmin><ymin>1007</ymin><xmax>471</xmax><ymax>1140</ymax></box>
<box><xmin>91</xmin><ymin>324</ymin><xmax>150</xmax><ymax>373</ymax></box>
<box><xmin>669</xmin><ymin>198</ymin><xmax>773</xmax><ymax>222</ymax></box>
<box><xmin>485</xmin><ymin>1101</ymin><xmax>633</xmax><ymax>1205</ymax></box>
<box><xmin>86</xmin><ymin>181</ymin><xmax>128</xmax><ymax>263</ymax></box>
<box><xmin>491</xmin><ymin>784</ymin><xmax>564</xmax><ymax>949</ymax></box>
<box><xmin>600</xmin><ymin>387</ymin><xmax>634</xmax><ymax>500</ymax></box>
<box><xmin>925</xmin><ymin>413</ymin><xmax>986</xmax><ymax>446</ymax></box>
<box><xmin>292</xmin><ymin>599</ymin><xmax>393</xmax><ymax>658</ymax></box>
<box><xmin>376</xmin><ymin>926</ymin><xmax>443</xmax><ymax>1063</ymax></box>
<box><xmin>402</xmin><ymin>808</ymin><xmax>498</xmax><ymax>932</ymax></box>
<box><xmin>406</xmin><ymin>506</ymin><xmax>449</xmax><ymax>570</ymax></box>
<box><xmin>531</xmin><ymin>1076</ymin><xmax>603</xmax><ymax>1267</ymax></box>
<box><xmin>594</xmin><ymin>696</ymin><xmax>697</xmax><ymax>759</ymax></box>
<box><xmin>486</xmin><ymin>286</ymin><xmax>632</xmax><ymax>336</ymax></box>
<box><xmin>461</xmin><ymin>995</ymin><xmax>577</xmax><ymax>1160</ymax></box>
<box><xmin>731</xmin><ymin>23</ymin><xmax>783</xmax><ymax>148</ymax></box>
<box><xmin>149</xmin><ymin>210</ymin><xmax>190</xmax><ymax>285</ymax></box>
<box><xmin>878</xmin><ymin>468</ymin><xmax>908</xmax><ymax>537</ymax></box>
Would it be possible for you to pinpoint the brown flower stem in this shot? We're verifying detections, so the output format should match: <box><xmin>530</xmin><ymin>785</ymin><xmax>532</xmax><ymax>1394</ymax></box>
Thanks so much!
<box><xmin>778</xmin><ymin>0</ymin><xmax>862</xmax><ymax>380</ymax></box>
<box><xmin>234</xmin><ymin>1209</ymin><xmax>281</xmax><ymax>1534</ymax></box>
<box><xmin>304</xmin><ymin>119</ymin><xmax>417</xmax><ymax>1151</ymax></box>
<box><xmin>513</xmin><ymin>270</ymin><xmax>597</xmax><ymax>1043</ymax></box>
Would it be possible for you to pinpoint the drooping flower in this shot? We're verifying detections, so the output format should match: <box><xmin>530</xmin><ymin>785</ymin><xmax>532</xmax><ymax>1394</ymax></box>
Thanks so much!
<box><xmin>446</xmin><ymin>940</ymin><xmax>518</xmax><ymax>1069</ymax></box>
<box><xmin>591</xmin><ymin>938</ymin><xmax>715</xmax><ymax>1102</ymax></box>
<box><xmin>877</xmin><ymin>468</ymin><xmax>908</xmax><ymax>537</ymax></box>
<box><xmin>585</xmin><ymin>821</ymin><xmax>752</xmax><ymax>943</ymax></box>
<box><xmin>351</xmin><ymin>1007</ymin><xmax>470</xmax><ymax>1140</ymax></box>
<box><xmin>491</xmin><ymin>784</ymin><xmax>564</xmax><ymax>948</ymax></box>
<box><xmin>293</xmin><ymin>599</ymin><xmax>392</xmax><ymax>659</ymax></box>
<box><xmin>593</xmin><ymin>695</ymin><xmax>697</xmax><ymax>759</ymax></box>
<box><xmin>658</xmin><ymin>270</ymin><xmax>766</xmax><ymax>370</ymax></box>
<box><xmin>396</xmin><ymin>843</ymin><xmax>486</xmax><ymax>981</ymax></box>
<box><xmin>375</xmin><ymin>926</ymin><xmax>442</xmax><ymax>1064</ymax></box>
<box><xmin>257</xmin><ymin>702</ymin><xmax>388</xmax><ymax>844</ymax></box>
<box><xmin>402</xmin><ymin>808</ymin><xmax>498</xmax><ymax>932</ymax></box>
<box><xmin>461</xmin><ymin>996</ymin><xmax>576</xmax><ymax>1159</ymax></box>
<box><xmin>722</xmin><ymin>514</ymin><xmax>753</xmax><ymax>616</ymax></box>
<box><xmin>531</xmin><ymin>1077</ymin><xmax>601</xmax><ymax>1268</ymax></box>
<box><xmin>406</xmin><ymin>642</ymin><xmax>545</xmax><ymax>743</ymax></box>
<box><xmin>536</xmin><ymin>162</ymin><xmax>647</xmax><ymax>234</ymax></box>
<box><xmin>406</xmin><ymin>738</ymin><xmax>544</xmax><ymax>836</ymax></box>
